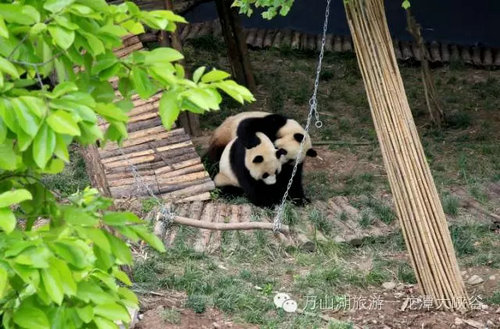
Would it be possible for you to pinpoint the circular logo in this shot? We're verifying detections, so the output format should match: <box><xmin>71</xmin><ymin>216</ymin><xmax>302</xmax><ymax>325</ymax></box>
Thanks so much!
<box><xmin>273</xmin><ymin>293</ymin><xmax>291</xmax><ymax>308</ymax></box>
<box><xmin>282</xmin><ymin>299</ymin><xmax>298</xmax><ymax>313</ymax></box>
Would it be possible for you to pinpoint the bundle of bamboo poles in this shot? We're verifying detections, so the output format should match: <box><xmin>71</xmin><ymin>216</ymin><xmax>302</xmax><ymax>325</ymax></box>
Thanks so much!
<box><xmin>344</xmin><ymin>0</ymin><xmax>468</xmax><ymax>310</ymax></box>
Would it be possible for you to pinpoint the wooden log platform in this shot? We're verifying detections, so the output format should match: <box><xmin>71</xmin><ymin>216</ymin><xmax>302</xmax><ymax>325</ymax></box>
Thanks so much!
<box><xmin>86</xmin><ymin>34</ymin><xmax>214</xmax><ymax>202</ymax></box>
<box><xmin>143</xmin><ymin>196</ymin><xmax>398</xmax><ymax>253</ymax></box>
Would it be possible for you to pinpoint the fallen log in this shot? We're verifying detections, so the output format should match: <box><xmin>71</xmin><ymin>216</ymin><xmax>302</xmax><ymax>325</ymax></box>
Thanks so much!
<box><xmin>172</xmin><ymin>215</ymin><xmax>290</xmax><ymax>234</ymax></box>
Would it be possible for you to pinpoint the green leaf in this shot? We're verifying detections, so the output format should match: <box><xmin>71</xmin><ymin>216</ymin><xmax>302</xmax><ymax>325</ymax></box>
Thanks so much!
<box><xmin>20</xmin><ymin>96</ymin><xmax>48</xmax><ymax>118</ymax></box>
<box><xmin>77</xmin><ymin>281</ymin><xmax>115</xmax><ymax>304</ymax></box>
<box><xmin>402</xmin><ymin>0</ymin><xmax>411</xmax><ymax>9</ymax></box>
<box><xmin>133</xmin><ymin>225</ymin><xmax>166</xmax><ymax>252</ymax></box>
<box><xmin>159</xmin><ymin>90</ymin><xmax>180</xmax><ymax>130</ymax></box>
<box><xmin>95</xmin><ymin>103</ymin><xmax>128</xmax><ymax>122</ymax></box>
<box><xmin>44</xmin><ymin>0</ymin><xmax>76</xmax><ymax>13</ymax></box>
<box><xmin>0</xmin><ymin>267</ymin><xmax>8</xmax><ymax>299</ymax></box>
<box><xmin>193</xmin><ymin>66</ymin><xmax>205</xmax><ymax>83</ymax></box>
<box><xmin>47</xmin><ymin>110</ymin><xmax>81</xmax><ymax>136</ymax></box>
<box><xmin>52</xmin><ymin>82</ymin><xmax>78</xmax><ymax>98</ymax></box>
<box><xmin>84</xmin><ymin>33</ymin><xmax>105</xmax><ymax>55</ymax></box>
<box><xmin>76</xmin><ymin>306</ymin><xmax>94</xmax><ymax>324</ymax></box>
<box><xmin>0</xmin><ymin>57</ymin><xmax>19</xmax><ymax>79</ymax></box>
<box><xmin>185</xmin><ymin>88</ymin><xmax>220</xmax><ymax>110</ymax></box>
<box><xmin>81</xmin><ymin>227</ymin><xmax>111</xmax><ymax>253</ymax></box>
<box><xmin>0</xmin><ymin>4</ymin><xmax>37</xmax><ymax>25</ymax></box>
<box><xmin>12</xmin><ymin>98</ymin><xmax>40</xmax><ymax>136</ymax></box>
<box><xmin>106</xmin><ymin>233</ymin><xmax>132</xmax><ymax>265</ymax></box>
<box><xmin>62</xmin><ymin>206</ymin><xmax>98</xmax><ymax>226</ymax></box>
<box><xmin>0</xmin><ymin>17</ymin><xmax>8</xmax><ymax>38</ymax></box>
<box><xmin>48</xmin><ymin>25</ymin><xmax>75</xmax><ymax>50</ymax></box>
<box><xmin>33</xmin><ymin>123</ymin><xmax>56</xmax><ymax>168</ymax></box>
<box><xmin>0</xmin><ymin>143</ymin><xmax>17</xmax><ymax>170</ymax></box>
<box><xmin>94</xmin><ymin>303</ymin><xmax>130</xmax><ymax>323</ymax></box>
<box><xmin>92</xmin><ymin>52</ymin><xmax>118</xmax><ymax>75</ymax></box>
<box><xmin>50</xmin><ymin>258</ymin><xmax>77</xmax><ymax>296</ymax></box>
<box><xmin>14</xmin><ymin>246</ymin><xmax>51</xmax><ymax>268</ymax></box>
<box><xmin>0</xmin><ymin>117</ymin><xmax>6</xmax><ymax>144</ymax></box>
<box><xmin>112</xmin><ymin>268</ymin><xmax>132</xmax><ymax>286</ymax></box>
<box><xmin>41</xmin><ymin>267</ymin><xmax>64</xmax><ymax>305</ymax></box>
<box><xmin>51</xmin><ymin>240</ymin><xmax>91</xmax><ymax>268</ymax></box>
<box><xmin>121</xmin><ymin>20</ymin><xmax>145</xmax><ymax>35</ymax></box>
<box><xmin>0</xmin><ymin>189</ymin><xmax>32</xmax><ymax>207</ymax></box>
<box><xmin>201</xmin><ymin>70</ymin><xmax>231</xmax><ymax>83</ymax></box>
<box><xmin>54</xmin><ymin>134</ymin><xmax>69</xmax><ymax>162</ymax></box>
<box><xmin>94</xmin><ymin>316</ymin><xmax>119</xmax><ymax>329</ymax></box>
<box><xmin>102</xmin><ymin>212</ymin><xmax>142</xmax><ymax>226</ymax></box>
<box><xmin>13</xmin><ymin>304</ymin><xmax>50</xmax><ymax>329</ymax></box>
<box><xmin>22</xmin><ymin>5</ymin><xmax>41</xmax><ymax>23</ymax></box>
<box><xmin>41</xmin><ymin>158</ymin><xmax>65</xmax><ymax>174</ymax></box>
<box><xmin>118</xmin><ymin>287</ymin><xmax>138</xmax><ymax>306</ymax></box>
<box><xmin>144</xmin><ymin>48</ymin><xmax>184</xmax><ymax>65</ymax></box>
<box><xmin>131</xmin><ymin>67</ymin><xmax>156</xmax><ymax>99</ymax></box>
<box><xmin>0</xmin><ymin>207</ymin><xmax>16</xmax><ymax>234</ymax></box>
<box><xmin>30</xmin><ymin>22</ymin><xmax>46</xmax><ymax>36</ymax></box>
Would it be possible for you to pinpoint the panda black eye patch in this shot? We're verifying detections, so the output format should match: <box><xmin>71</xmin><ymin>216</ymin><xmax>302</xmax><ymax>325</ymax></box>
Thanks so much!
<box><xmin>253</xmin><ymin>155</ymin><xmax>264</xmax><ymax>163</ymax></box>
<box><xmin>294</xmin><ymin>133</ymin><xmax>305</xmax><ymax>142</ymax></box>
<box><xmin>262</xmin><ymin>173</ymin><xmax>269</xmax><ymax>179</ymax></box>
<box><xmin>276</xmin><ymin>149</ymin><xmax>287</xmax><ymax>158</ymax></box>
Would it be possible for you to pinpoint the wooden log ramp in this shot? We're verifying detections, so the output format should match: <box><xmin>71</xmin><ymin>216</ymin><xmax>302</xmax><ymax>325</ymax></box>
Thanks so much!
<box><xmin>140</xmin><ymin>195</ymin><xmax>399</xmax><ymax>254</ymax></box>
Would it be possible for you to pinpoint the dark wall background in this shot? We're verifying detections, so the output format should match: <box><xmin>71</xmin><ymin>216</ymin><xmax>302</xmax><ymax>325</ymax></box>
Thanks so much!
<box><xmin>184</xmin><ymin>0</ymin><xmax>500</xmax><ymax>48</ymax></box>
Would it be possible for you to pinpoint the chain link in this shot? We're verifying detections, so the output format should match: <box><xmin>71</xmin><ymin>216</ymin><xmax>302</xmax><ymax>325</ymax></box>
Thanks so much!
<box><xmin>273</xmin><ymin>0</ymin><xmax>331</xmax><ymax>232</ymax></box>
<box><xmin>118</xmin><ymin>147</ymin><xmax>176</xmax><ymax>226</ymax></box>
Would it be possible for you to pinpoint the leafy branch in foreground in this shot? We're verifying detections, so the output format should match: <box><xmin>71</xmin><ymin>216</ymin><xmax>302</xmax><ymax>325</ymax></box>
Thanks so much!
<box><xmin>0</xmin><ymin>1</ymin><xmax>254</xmax><ymax>328</ymax></box>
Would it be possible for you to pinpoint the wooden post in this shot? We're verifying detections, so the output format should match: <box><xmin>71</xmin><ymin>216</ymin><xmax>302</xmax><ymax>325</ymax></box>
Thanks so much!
<box><xmin>215</xmin><ymin>0</ymin><xmax>256</xmax><ymax>91</ymax></box>
<box><xmin>162</xmin><ymin>0</ymin><xmax>201</xmax><ymax>137</ymax></box>
<box><xmin>344</xmin><ymin>0</ymin><xmax>468</xmax><ymax>310</ymax></box>
<box><xmin>80</xmin><ymin>144</ymin><xmax>112</xmax><ymax>197</ymax></box>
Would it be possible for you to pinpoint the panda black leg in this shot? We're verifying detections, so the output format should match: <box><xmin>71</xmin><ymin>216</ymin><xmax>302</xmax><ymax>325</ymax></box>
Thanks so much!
<box><xmin>286</xmin><ymin>166</ymin><xmax>310</xmax><ymax>206</ymax></box>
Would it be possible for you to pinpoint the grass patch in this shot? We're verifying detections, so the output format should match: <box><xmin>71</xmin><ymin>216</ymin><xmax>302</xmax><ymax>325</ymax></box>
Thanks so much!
<box><xmin>442</xmin><ymin>193</ymin><xmax>460</xmax><ymax>216</ymax></box>
<box><xmin>185</xmin><ymin>294</ymin><xmax>208</xmax><ymax>313</ymax></box>
<box><xmin>42</xmin><ymin>145</ymin><xmax>89</xmax><ymax>196</ymax></box>
<box><xmin>308</xmin><ymin>208</ymin><xmax>332</xmax><ymax>235</ymax></box>
<box><xmin>161</xmin><ymin>308</ymin><xmax>181</xmax><ymax>324</ymax></box>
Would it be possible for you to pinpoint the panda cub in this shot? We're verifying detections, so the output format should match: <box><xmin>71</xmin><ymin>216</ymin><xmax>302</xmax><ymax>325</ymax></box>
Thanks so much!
<box><xmin>209</xmin><ymin>111</ymin><xmax>317</xmax><ymax>206</ymax></box>
<box><xmin>215</xmin><ymin>131</ymin><xmax>286</xmax><ymax>207</ymax></box>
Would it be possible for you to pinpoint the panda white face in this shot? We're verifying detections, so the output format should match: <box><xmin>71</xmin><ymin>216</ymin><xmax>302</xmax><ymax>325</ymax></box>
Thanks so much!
<box><xmin>245</xmin><ymin>133</ymin><xmax>283</xmax><ymax>185</ymax></box>
<box><xmin>275</xmin><ymin>120</ymin><xmax>317</xmax><ymax>164</ymax></box>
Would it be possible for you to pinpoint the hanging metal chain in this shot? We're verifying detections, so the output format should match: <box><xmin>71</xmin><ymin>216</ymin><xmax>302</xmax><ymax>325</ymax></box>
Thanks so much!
<box><xmin>118</xmin><ymin>147</ymin><xmax>175</xmax><ymax>226</ymax></box>
<box><xmin>273</xmin><ymin>0</ymin><xmax>331</xmax><ymax>232</ymax></box>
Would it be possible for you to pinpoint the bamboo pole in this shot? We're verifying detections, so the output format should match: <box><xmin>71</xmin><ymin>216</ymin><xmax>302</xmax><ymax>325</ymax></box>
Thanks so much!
<box><xmin>344</xmin><ymin>0</ymin><xmax>468</xmax><ymax>311</ymax></box>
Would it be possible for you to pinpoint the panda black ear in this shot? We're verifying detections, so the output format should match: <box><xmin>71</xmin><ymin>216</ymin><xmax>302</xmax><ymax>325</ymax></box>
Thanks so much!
<box><xmin>294</xmin><ymin>133</ymin><xmax>305</xmax><ymax>142</ymax></box>
<box><xmin>253</xmin><ymin>155</ymin><xmax>264</xmax><ymax>163</ymax></box>
<box><xmin>276</xmin><ymin>148</ymin><xmax>287</xmax><ymax>158</ymax></box>
<box><xmin>306</xmin><ymin>149</ymin><xmax>317</xmax><ymax>157</ymax></box>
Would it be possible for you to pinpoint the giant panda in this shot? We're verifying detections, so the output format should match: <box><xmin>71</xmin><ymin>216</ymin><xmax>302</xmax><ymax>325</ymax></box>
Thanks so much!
<box><xmin>215</xmin><ymin>131</ymin><xmax>286</xmax><ymax>207</ymax></box>
<box><xmin>208</xmin><ymin>111</ymin><xmax>317</xmax><ymax>205</ymax></box>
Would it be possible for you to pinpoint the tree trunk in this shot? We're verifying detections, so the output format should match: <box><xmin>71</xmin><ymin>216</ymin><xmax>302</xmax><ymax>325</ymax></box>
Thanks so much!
<box><xmin>80</xmin><ymin>144</ymin><xmax>112</xmax><ymax>197</ymax></box>
<box><xmin>215</xmin><ymin>0</ymin><xmax>256</xmax><ymax>91</ymax></box>
<box><xmin>162</xmin><ymin>0</ymin><xmax>201</xmax><ymax>137</ymax></box>
<box><xmin>344</xmin><ymin>0</ymin><xmax>468</xmax><ymax>311</ymax></box>
<box><xmin>405</xmin><ymin>9</ymin><xmax>445</xmax><ymax>127</ymax></box>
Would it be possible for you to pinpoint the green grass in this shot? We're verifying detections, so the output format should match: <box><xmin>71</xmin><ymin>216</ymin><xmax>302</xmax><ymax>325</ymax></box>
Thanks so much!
<box><xmin>42</xmin><ymin>145</ymin><xmax>89</xmax><ymax>196</ymax></box>
<box><xmin>160</xmin><ymin>308</ymin><xmax>181</xmax><ymax>324</ymax></box>
<box><xmin>308</xmin><ymin>208</ymin><xmax>333</xmax><ymax>235</ymax></box>
<box><xmin>442</xmin><ymin>193</ymin><xmax>460</xmax><ymax>216</ymax></box>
